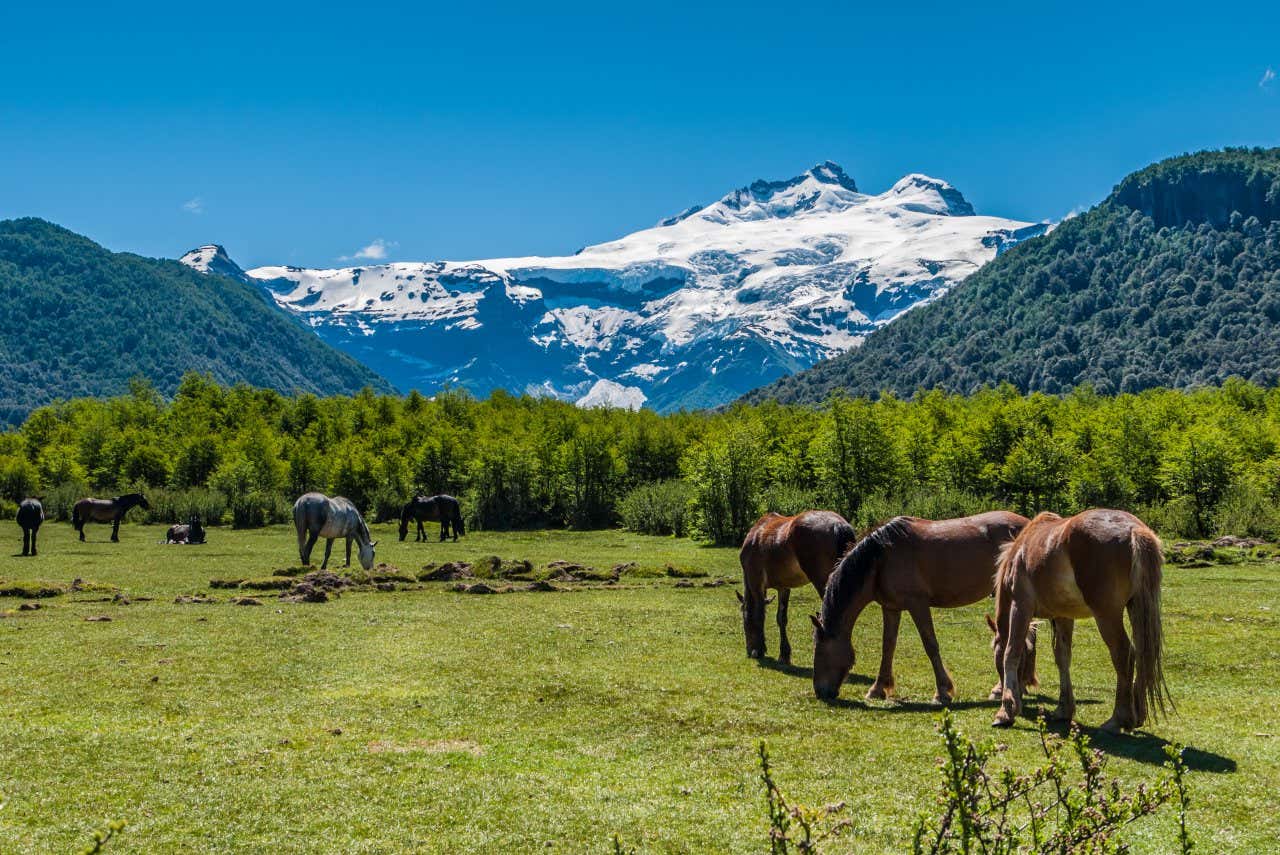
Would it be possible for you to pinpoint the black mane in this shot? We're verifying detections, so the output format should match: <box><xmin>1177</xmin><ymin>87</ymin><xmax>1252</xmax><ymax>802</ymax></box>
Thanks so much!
<box><xmin>818</xmin><ymin>517</ymin><xmax>915</xmax><ymax>631</ymax></box>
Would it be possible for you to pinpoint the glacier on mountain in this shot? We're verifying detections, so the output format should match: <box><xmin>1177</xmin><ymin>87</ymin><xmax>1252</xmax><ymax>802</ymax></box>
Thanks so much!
<box><xmin>181</xmin><ymin>162</ymin><xmax>1047</xmax><ymax>411</ymax></box>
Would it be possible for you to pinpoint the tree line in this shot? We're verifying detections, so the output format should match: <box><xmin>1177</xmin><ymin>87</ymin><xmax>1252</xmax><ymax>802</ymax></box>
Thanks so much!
<box><xmin>1</xmin><ymin>373</ymin><xmax>1278</xmax><ymax>544</ymax></box>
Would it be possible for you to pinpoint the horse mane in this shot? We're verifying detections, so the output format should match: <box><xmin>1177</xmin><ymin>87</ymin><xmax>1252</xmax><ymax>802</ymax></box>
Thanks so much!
<box><xmin>819</xmin><ymin>516</ymin><xmax>915</xmax><ymax>631</ymax></box>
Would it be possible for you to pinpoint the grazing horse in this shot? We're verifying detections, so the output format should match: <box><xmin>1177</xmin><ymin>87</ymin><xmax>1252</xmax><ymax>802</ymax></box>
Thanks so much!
<box><xmin>72</xmin><ymin>493</ymin><xmax>150</xmax><ymax>542</ymax></box>
<box><xmin>17</xmin><ymin>498</ymin><xmax>44</xmax><ymax>556</ymax></box>
<box><xmin>991</xmin><ymin>509</ymin><xmax>1170</xmax><ymax>733</ymax></box>
<box><xmin>738</xmin><ymin>510</ymin><xmax>857</xmax><ymax>665</ymax></box>
<box><xmin>294</xmin><ymin>492</ymin><xmax>376</xmax><ymax>570</ymax></box>
<box><xmin>811</xmin><ymin>511</ymin><xmax>1031</xmax><ymax>704</ymax></box>
<box><xmin>398</xmin><ymin>494</ymin><xmax>466</xmax><ymax>542</ymax></box>
<box><xmin>165</xmin><ymin>515</ymin><xmax>206</xmax><ymax>544</ymax></box>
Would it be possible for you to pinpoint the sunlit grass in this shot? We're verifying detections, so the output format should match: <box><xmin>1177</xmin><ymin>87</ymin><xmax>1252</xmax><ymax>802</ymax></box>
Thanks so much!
<box><xmin>0</xmin><ymin>523</ymin><xmax>1275</xmax><ymax>852</ymax></box>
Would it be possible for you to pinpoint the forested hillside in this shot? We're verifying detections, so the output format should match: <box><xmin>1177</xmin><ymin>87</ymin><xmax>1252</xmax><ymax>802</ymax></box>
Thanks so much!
<box><xmin>0</xmin><ymin>218</ymin><xmax>390</xmax><ymax>423</ymax></box>
<box><xmin>745</xmin><ymin>148</ymin><xmax>1280</xmax><ymax>403</ymax></box>
<box><xmin>3</xmin><ymin>376</ymin><xmax>1280</xmax><ymax>543</ymax></box>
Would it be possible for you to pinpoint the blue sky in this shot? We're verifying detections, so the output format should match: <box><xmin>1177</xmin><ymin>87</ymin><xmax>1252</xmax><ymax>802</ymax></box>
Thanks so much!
<box><xmin>2</xmin><ymin>1</ymin><xmax>1278</xmax><ymax>269</ymax></box>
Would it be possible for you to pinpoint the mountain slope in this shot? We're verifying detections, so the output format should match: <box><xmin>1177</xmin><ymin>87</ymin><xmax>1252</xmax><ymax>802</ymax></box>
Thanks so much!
<box><xmin>741</xmin><ymin>148</ymin><xmax>1280</xmax><ymax>404</ymax></box>
<box><xmin>0</xmin><ymin>218</ymin><xmax>390</xmax><ymax>422</ymax></box>
<box><xmin>187</xmin><ymin>162</ymin><xmax>1046</xmax><ymax>412</ymax></box>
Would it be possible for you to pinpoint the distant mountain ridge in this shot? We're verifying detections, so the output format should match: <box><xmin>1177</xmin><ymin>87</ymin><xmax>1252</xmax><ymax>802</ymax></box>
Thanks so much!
<box><xmin>0</xmin><ymin>218</ymin><xmax>389</xmax><ymax>422</ymax></box>
<box><xmin>742</xmin><ymin>148</ymin><xmax>1280</xmax><ymax>404</ymax></box>
<box><xmin>182</xmin><ymin>161</ymin><xmax>1046</xmax><ymax>411</ymax></box>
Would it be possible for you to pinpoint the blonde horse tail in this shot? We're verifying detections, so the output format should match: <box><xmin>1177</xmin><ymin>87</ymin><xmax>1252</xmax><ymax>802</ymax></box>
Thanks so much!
<box><xmin>1129</xmin><ymin>527</ymin><xmax>1172</xmax><ymax>722</ymax></box>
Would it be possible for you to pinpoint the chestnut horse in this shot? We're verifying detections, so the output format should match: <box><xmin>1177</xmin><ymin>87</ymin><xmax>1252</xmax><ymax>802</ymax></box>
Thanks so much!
<box><xmin>991</xmin><ymin>509</ymin><xmax>1170</xmax><ymax>733</ymax></box>
<box><xmin>811</xmin><ymin>511</ymin><xmax>1030</xmax><ymax>704</ymax></box>
<box><xmin>738</xmin><ymin>510</ymin><xmax>856</xmax><ymax>665</ymax></box>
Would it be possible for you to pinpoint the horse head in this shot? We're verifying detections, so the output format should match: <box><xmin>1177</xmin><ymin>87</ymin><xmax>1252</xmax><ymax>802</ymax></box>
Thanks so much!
<box><xmin>358</xmin><ymin>539</ymin><xmax>377</xmax><ymax>571</ymax></box>
<box><xmin>810</xmin><ymin>614</ymin><xmax>855</xmax><ymax>702</ymax></box>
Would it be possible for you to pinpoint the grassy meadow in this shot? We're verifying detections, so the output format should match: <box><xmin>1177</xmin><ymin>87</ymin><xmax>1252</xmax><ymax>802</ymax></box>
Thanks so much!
<box><xmin>0</xmin><ymin>522</ymin><xmax>1276</xmax><ymax>852</ymax></box>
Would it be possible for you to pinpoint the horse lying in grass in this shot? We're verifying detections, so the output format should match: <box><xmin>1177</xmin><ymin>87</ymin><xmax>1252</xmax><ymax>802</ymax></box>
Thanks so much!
<box><xmin>294</xmin><ymin>492</ymin><xmax>376</xmax><ymax>571</ymax></box>
<box><xmin>738</xmin><ymin>510</ymin><xmax>857</xmax><ymax>665</ymax></box>
<box><xmin>991</xmin><ymin>509</ymin><xmax>1171</xmax><ymax>733</ymax></box>
<box><xmin>398</xmin><ymin>494</ymin><xmax>465</xmax><ymax>542</ymax></box>
<box><xmin>72</xmin><ymin>493</ymin><xmax>150</xmax><ymax>542</ymax></box>
<box><xmin>165</xmin><ymin>515</ymin><xmax>206</xmax><ymax>544</ymax></box>
<box><xmin>811</xmin><ymin>511</ymin><xmax>1032</xmax><ymax>704</ymax></box>
<box><xmin>17</xmin><ymin>498</ymin><xmax>44</xmax><ymax>556</ymax></box>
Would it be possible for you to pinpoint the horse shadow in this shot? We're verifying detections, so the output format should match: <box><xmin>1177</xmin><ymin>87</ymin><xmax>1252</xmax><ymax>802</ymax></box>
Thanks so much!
<box><xmin>1038</xmin><ymin>718</ymin><xmax>1236</xmax><ymax>773</ymax></box>
<box><xmin>754</xmin><ymin>657</ymin><xmax>873</xmax><ymax>685</ymax></box>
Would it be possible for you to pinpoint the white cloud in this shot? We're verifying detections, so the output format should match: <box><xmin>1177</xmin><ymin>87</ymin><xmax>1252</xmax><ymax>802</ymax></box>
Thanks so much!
<box><xmin>339</xmin><ymin>238</ymin><xmax>396</xmax><ymax>262</ymax></box>
<box><xmin>182</xmin><ymin>197</ymin><xmax>204</xmax><ymax>215</ymax></box>
<box><xmin>1261</xmin><ymin>67</ymin><xmax>1276</xmax><ymax>89</ymax></box>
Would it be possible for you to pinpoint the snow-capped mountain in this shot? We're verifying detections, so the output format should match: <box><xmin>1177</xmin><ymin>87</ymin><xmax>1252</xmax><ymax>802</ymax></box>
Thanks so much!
<box><xmin>181</xmin><ymin>162</ymin><xmax>1048</xmax><ymax>411</ymax></box>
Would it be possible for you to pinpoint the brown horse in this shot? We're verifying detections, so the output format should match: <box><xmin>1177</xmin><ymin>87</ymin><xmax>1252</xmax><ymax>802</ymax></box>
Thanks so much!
<box><xmin>738</xmin><ymin>510</ymin><xmax>856</xmax><ymax>664</ymax></box>
<box><xmin>398</xmin><ymin>494</ymin><xmax>465</xmax><ymax>542</ymax></box>
<box><xmin>991</xmin><ymin>509</ymin><xmax>1170</xmax><ymax>733</ymax></box>
<box><xmin>811</xmin><ymin>511</ymin><xmax>1030</xmax><ymax>704</ymax></box>
<box><xmin>72</xmin><ymin>493</ymin><xmax>150</xmax><ymax>542</ymax></box>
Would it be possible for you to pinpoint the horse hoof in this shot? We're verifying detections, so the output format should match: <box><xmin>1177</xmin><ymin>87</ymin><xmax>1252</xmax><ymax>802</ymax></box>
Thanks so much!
<box><xmin>866</xmin><ymin>685</ymin><xmax>890</xmax><ymax>701</ymax></box>
<box><xmin>992</xmin><ymin>709</ymin><xmax>1015</xmax><ymax>728</ymax></box>
<box><xmin>1099</xmin><ymin>717</ymin><xmax>1126</xmax><ymax>734</ymax></box>
<box><xmin>934</xmin><ymin>693</ymin><xmax>954</xmax><ymax>707</ymax></box>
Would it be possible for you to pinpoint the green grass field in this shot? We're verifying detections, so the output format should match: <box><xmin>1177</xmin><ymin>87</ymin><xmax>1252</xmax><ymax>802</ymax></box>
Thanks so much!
<box><xmin>0</xmin><ymin>522</ymin><xmax>1276</xmax><ymax>853</ymax></box>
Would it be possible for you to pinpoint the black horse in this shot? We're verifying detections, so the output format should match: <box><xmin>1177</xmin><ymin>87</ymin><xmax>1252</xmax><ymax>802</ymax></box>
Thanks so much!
<box><xmin>165</xmin><ymin>515</ymin><xmax>206</xmax><ymax>544</ymax></box>
<box><xmin>72</xmin><ymin>493</ymin><xmax>150</xmax><ymax>542</ymax></box>
<box><xmin>17</xmin><ymin>498</ymin><xmax>44</xmax><ymax>556</ymax></box>
<box><xmin>399</xmin><ymin>495</ymin><xmax>465</xmax><ymax>542</ymax></box>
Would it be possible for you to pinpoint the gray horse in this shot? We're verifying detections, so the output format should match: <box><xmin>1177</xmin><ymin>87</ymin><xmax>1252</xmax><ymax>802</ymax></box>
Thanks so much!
<box><xmin>293</xmin><ymin>493</ymin><xmax>376</xmax><ymax>570</ymax></box>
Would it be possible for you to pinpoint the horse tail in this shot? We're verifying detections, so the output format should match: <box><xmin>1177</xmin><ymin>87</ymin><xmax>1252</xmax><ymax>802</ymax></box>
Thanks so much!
<box><xmin>1128</xmin><ymin>526</ymin><xmax>1172</xmax><ymax>722</ymax></box>
<box><xmin>293</xmin><ymin>501</ymin><xmax>308</xmax><ymax>560</ymax></box>
<box><xmin>452</xmin><ymin>500</ymin><xmax>465</xmax><ymax>537</ymax></box>
<box><xmin>72</xmin><ymin>503</ymin><xmax>83</xmax><ymax>531</ymax></box>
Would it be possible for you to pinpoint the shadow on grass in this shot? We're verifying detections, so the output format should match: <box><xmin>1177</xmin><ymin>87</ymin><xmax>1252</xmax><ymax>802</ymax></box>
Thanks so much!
<box><xmin>1038</xmin><ymin>718</ymin><xmax>1237</xmax><ymax>773</ymax></box>
<box><xmin>754</xmin><ymin>658</ymin><xmax>874</xmax><ymax>685</ymax></box>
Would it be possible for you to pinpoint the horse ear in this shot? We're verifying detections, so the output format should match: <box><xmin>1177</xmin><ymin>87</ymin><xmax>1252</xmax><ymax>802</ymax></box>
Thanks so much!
<box><xmin>809</xmin><ymin>614</ymin><xmax>824</xmax><ymax>635</ymax></box>
<box><xmin>985</xmin><ymin>614</ymin><xmax>998</xmax><ymax>634</ymax></box>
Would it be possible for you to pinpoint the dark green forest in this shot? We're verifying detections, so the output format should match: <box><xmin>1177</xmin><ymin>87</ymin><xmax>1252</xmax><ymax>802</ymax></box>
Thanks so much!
<box><xmin>747</xmin><ymin>148</ymin><xmax>1280</xmax><ymax>404</ymax></box>
<box><xmin>3</xmin><ymin>375</ymin><xmax>1280</xmax><ymax>544</ymax></box>
<box><xmin>0</xmin><ymin>218</ymin><xmax>390</xmax><ymax>424</ymax></box>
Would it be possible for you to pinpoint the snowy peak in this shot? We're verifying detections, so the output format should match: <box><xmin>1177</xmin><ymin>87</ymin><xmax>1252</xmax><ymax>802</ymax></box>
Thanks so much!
<box><xmin>697</xmin><ymin>161</ymin><xmax>862</xmax><ymax>224</ymax></box>
<box><xmin>880</xmin><ymin>174</ymin><xmax>975</xmax><ymax>216</ymax></box>
<box><xmin>180</xmin><ymin>244</ymin><xmax>247</xmax><ymax>281</ymax></box>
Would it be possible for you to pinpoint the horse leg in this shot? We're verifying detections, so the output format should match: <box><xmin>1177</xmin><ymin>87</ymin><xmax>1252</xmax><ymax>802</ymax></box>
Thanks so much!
<box><xmin>908</xmin><ymin>603</ymin><xmax>955</xmax><ymax>705</ymax></box>
<box><xmin>302</xmin><ymin>530</ymin><xmax>320</xmax><ymax>565</ymax></box>
<box><xmin>31</xmin><ymin>526</ymin><xmax>37</xmax><ymax>556</ymax></box>
<box><xmin>1095</xmin><ymin>610</ymin><xmax>1138</xmax><ymax>733</ymax></box>
<box><xmin>417</xmin><ymin>519</ymin><xmax>426</xmax><ymax>542</ymax></box>
<box><xmin>22</xmin><ymin>528</ymin><xmax>30</xmax><ymax>556</ymax></box>
<box><xmin>994</xmin><ymin>600</ymin><xmax>1033</xmax><ymax>727</ymax></box>
<box><xmin>321</xmin><ymin>538</ymin><xmax>334</xmax><ymax>570</ymax></box>
<box><xmin>867</xmin><ymin>608</ymin><xmax>901</xmax><ymax>700</ymax></box>
<box><xmin>344</xmin><ymin>537</ymin><xmax>352</xmax><ymax>567</ymax></box>
<box><xmin>111</xmin><ymin>515</ymin><xmax>120</xmax><ymax>543</ymax></box>
<box><xmin>1049</xmin><ymin>618</ymin><xmax>1076</xmax><ymax>722</ymax></box>
<box><xmin>776</xmin><ymin>588</ymin><xmax>792</xmax><ymax>665</ymax></box>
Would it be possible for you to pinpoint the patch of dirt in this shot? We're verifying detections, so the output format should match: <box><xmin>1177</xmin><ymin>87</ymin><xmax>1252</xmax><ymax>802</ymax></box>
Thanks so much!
<box><xmin>366</xmin><ymin>739</ymin><xmax>483</xmax><ymax>756</ymax></box>
<box><xmin>546</xmin><ymin>560</ymin><xmax>619</xmax><ymax>583</ymax></box>
<box><xmin>524</xmin><ymin>580</ymin><xmax>561</xmax><ymax>593</ymax></box>
<box><xmin>673</xmin><ymin>579</ymin><xmax>695</xmax><ymax>589</ymax></box>
<box><xmin>209</xmin><ymin>578</ymin><xmax>245</xmax><ymax>589</ymax></box>
<box><xmin>17</xmin><ymin>602</ymin><xmax>41</xmax><ymax>611</ymax></box>
<box><xmin>230</xmin><ymin>596</ymin><xmax>263</xmax><ymax>606</ymax></box>
<box><xmin>279</xmin><ymin>570</ymin><xmax>350</xmax><ymax>604</ymax></box>
<box><xmin>612</xmin><ymin>562</ymin><xmax>639</xmax><ymax>576</ymax></box>
<box><xmin>237</xmin><ymin>577</ymin><xmax>295</xmax><ymax>591</ymax></box>
<box><xmin>84</xmin><ymin>614</ymin><xmax>112</xmax><ymax>622</ymax></box>
<box><xmin>664</xmin><ymin>563</ymin><xmax>708</xmax><ymax>579</ymax></box>
<box><xmin>472</xmin><ymin>556</ymin><xmax>536</xmax><ymax>580</ymax></box>
<box><xmin>174</xmin><ymin>594</ymin><xmax>217</xmax><ymax>604</ymax></box>
<box><xmin>1213</xmin><ymin>535</ymin><xmax>1266</xmax><ymax>549</ymax></box>
<box><xmin>701</xmin><ymin>578</ymin><xmax>730</xmax><ymax>588</ymax></box>
<box><xmin>0</xmin><ymin>581</ymin><xmax>68</xmax><ymax>598</ymax></box>
<box><xmin>419</xmin><ymin>562</ymin><xmax>474</xmax><ymax>582</ymax></box>
<box><xmin>451</xmin><ymin>582</ymin><xmax>501</xmax><ymax>594</ymax></box>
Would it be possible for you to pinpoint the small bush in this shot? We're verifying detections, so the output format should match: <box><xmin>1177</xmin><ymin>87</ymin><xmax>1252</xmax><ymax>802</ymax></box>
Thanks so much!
<box><xmin>759</xmin><ymin>484</ymin><xmax>823</xmax><ymax>517</ymax></box>
<box><xmin>0</xmin><ymin>499</ymin><xmax>16</xmax><ymax>520</ymax></box>
<box><xmin>138</xmin><ymin>488</ymin><xmax>228</xmax><ymax>526</ymax></box>
<box><xmin>1214</xmin><ymin>481</ymin><xmax>1280</xmax><ymax>539</ymax></box>
<box><xmin>618</xmin><ymin>479</ymin><xmax>693</xmax><ymax>537</ymax></box>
